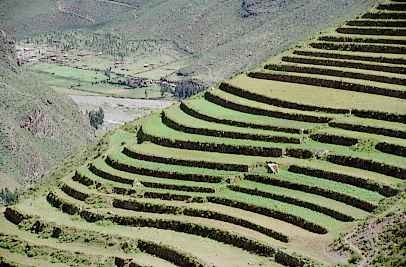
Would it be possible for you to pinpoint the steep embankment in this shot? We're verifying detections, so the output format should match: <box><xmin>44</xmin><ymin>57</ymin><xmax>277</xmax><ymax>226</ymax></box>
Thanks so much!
<box><xmin>0</xmin><ymin>30</ymin><xmax>95</xmax><ymax>189</ymax></box>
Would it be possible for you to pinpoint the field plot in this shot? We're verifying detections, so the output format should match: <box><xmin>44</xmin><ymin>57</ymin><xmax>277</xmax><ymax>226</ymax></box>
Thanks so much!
<box><xmin>1</xmin><ymin>0</ymin><xmax>405</xmax><ymax>266</ymax></box>
<box><xmin>31</xmin><ymin>63</ymin><xmax>164</xmax><ymax>99</ymax></box>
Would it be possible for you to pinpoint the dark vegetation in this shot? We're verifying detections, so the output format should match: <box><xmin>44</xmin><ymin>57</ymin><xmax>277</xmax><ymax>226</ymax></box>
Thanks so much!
<box><xmin>88</xmin><ymin>108</ymin><xmax>105</xmax><ymax>130</ymax></box>
<box><xmin>0</xmin><ymin>188</ymin><xmax>19</xmax><ymax>206</ymax></box>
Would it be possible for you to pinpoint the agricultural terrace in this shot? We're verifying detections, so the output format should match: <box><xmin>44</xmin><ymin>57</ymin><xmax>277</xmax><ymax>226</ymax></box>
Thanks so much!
<box><xmin>1</xmin><ymin>1</ymin><xmax>406</xmax><ymax>266</ymax></box>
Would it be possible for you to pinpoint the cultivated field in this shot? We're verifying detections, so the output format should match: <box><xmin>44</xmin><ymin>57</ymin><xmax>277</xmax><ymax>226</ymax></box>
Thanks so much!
<box><xmin>1</xmin><ymin>0</ymin><xmax>405</xmax><ymax>266</ymax></box>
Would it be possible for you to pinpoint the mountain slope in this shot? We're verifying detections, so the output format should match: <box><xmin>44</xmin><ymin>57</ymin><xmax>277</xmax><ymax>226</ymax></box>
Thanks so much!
<box><xmin>0</xmin><ymin>0</ymin><xmax>404</xmax><ymax>266</ymax></box>
<box><xmin>0</xmin><ymin>30</ymin><xmax>95</xmax><ymax>189</ymax></box>
<box><xmin>2</xmin><ymin>0</ymin><xmax>380</xmax><ymax>84</ymax></box>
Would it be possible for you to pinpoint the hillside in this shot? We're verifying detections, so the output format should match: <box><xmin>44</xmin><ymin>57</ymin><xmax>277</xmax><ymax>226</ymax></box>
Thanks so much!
<box><xmin>0</xmin><ymin>30</ymin><xmax>95</xmax><ymax>191</ymax></box>
<box><xmin>2</xmin><ymin>0</ymin><xmax>380</xmax><ymax>84</ymax></box>
<box><xmin>0</xmin><ymin>0</ymin><xmax>405</xmax><ymax>266</ymax></box>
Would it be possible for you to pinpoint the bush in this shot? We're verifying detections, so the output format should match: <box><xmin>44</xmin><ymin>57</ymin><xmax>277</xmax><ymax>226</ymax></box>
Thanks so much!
<box><xmin>88</xmin><ymin>107</ymin><xmax>104</xmax><ymax>129</ymax></box>
<box><xmin>0</xmin><ymin>187</ymin><xmax>18</xmax><ymax>206</ymax></box>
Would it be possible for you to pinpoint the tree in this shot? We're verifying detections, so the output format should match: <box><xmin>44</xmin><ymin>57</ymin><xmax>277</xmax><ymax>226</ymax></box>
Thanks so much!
<box><xmin>160</xmin><ymin>86</ymin><xmax>166</xmax><ymax>97</ymax></box>
<box><xmin>174</xmin><ymin>79</ymin><xmax>207</xmax><ymax>99</ymax></box>
<box><xmin>0</xmin><ymin>187</ymin><xmax>18</xmax><ymax>206</ymax></box>
<box><xmin>104</xmin><ymin>67</ymin><xmax>112</xmax><ymax>80</ymax></box>
<box><xmin>88</xmin><ymin>107</ymin><xmax>104</xmax><ymax>129</ymax></box>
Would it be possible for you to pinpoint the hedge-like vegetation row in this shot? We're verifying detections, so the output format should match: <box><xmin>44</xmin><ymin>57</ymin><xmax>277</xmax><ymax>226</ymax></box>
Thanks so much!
<box><xmin>245</xmin><ymin>174</ymin><xmax>378</xmax><ymax>212</ymax></box>
<box><xmin>337</xmin><ymin>27</ymin><xmax>406</xmax><ymax>36</ymax></box>
<box><xmin>310</xmin><ymin>133</ymin><xmax>358</xmax><ymax>146</ymax></box>
<box><xmin>180</xmin><ymin>102</ymin><xmax>304</xmax><ymax>134</ymax></box>
<box><xmin>123</xmin><ymin>146</ymin><xmax>249</xmax><ymax>172</ymax></box>
<box><xmin>106</xmin><ymin>154</ymin><xmax>222</xmax><ymax>183</ymax></box>
<box><xmin>113</xmin><ymin>199</ymin><xmax>289</xmax><ymax>242</ymax></box>
<box><xmin>249</xmin><ymin>71</ymin><xmax>406</xmax><ymax>99</ymax></box>
<box><xmin>265</xmin><ymin>63</ymin><xmax>406</xmax><ymax>86</ymax></box>
<box><xmin>293</xmin><ymin>49</ymin><xmax>406</xmax><ymax>65</ymax></box>
<box><xmin>346</xmin><ymin>19</ymin><xmax>406</xmax><ymax>27</ymax></box>
<box><xmin>61</xmin><ymin>183</ymin><xmax>89</xmax><ymax>201</ymax></box>
<box><xmin>319</xmin><ymin>35</ymin><xmax>406</xmax><ymax>46</ymax></box>
<box><xmin>327</xmin><ymin>154</ymin><xmax>406</xmax><ymax>180</ymax></box>
<box><xmin>375</xmin><ymin>142</ymin><xmax>406</xmax><ymax>157</ymax></box>
<box><xmin>282</xmin><ymin>55</ymin><xmax>406</xmax><ymax>75</ymax></box>
<box><xmin>137</xmin><ymin>127</ymin><xmax>284</xmax><ymax>158</ymax></box>
<box><xmin>205</xmin><ymin>91</ymin><xmax>331</xmax><ymax>123</ymax></box>
<box><xmin>329</xmin><ymin>121</ymin><xmax>406</xmax><ymax>139</ymax></box>
<box><xmin>362</xmin><ymin>12</ymin><xmax>406</xmax><ymax>19</ymax></box>
<box><xmin>288</xmin><ymin>165</ymin><xmax>398</xmax><ymax>197</ymax></box>
<box><xmin>228</xmin><ymin>185</ymin><xmax>354</xmax><ymax>222</ymax></box>
<box><xmin>162</xmin><ymin>111</ymin><xmax>301</xmax><ymax>144</ymax></box>
<box><xmin>89</xmin><ymin>163</ymin><xmax>134</xmax><ymax>185</ymax></box>
<box><xmin>206</xmin><ymin>196</ymin><xmax>328</xmax><ymax>234</ymax></box>
<box><xmin>218</xmin><ymin>83</ymin><xmax>349</xmax><ymax>114</ymax></box>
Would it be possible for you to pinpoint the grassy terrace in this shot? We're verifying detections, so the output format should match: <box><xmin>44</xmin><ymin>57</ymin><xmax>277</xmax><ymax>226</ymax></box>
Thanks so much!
<box><xmin>292</xmin><ymin>48</ymin><xmax>406</xmax><ymax>64</ymax></box>
<box><xmin>233</xmin><ymin>180</ymin><xmax>369</xmax><ymax>219</ymax></box>
<box><xmin>124</xmin><ymin>142</ymin><xmax>269</xmax><ymax>170</ymax></box>
<box><xmin>48</xmin><ymin>187</ymin><xmax>309</xmax><ymax>263</ymax></box>
<box><xmin>282</xmin><ymin>158</ymin><xmax>402</xmax><ymax>189</ymax></box>
<box><xmin>12</xmin><ymin>198</ymin><xmax>281</xmax><ymax>267</ymax></box>
<box><xmin>318</xmin><ymin>34</ymin><xmax>406</xmax><ymax>46</ymax></box>
<box><xmin>162</xmin><ymin>105</ymin><xmax>302</xmax><ymax>143</ymax></box>
<box><xmin>64</xmin><ymin>175</ymin><xmax>291</xmax><ymax>242</ymax></box>
<box><xmin>2</xmin><ymin>1</ymin><xmax>405</xmax><ymax>266</ymax></box>
<box><xmin>59</xmin><ymin>174</ymin><xmax>343</xmax><ymax>235</ymax></box>
<box><xmin>249</xmin><ymin>69</ymin><xmax>406</xmax><ymax>99</ymax></box>
<box><xmin>61</xmin><ymin>147</ymin><xmax>395</xmax><ymax>232</ymax></box>
<box><xmin>71</xmin><ymin>165</ymin><xmax>363</xmax><ymax>228</ymax></box>
<box><xmin>108</xmin><ymin>147</ymin><xmax>238</xmax><ymax>178</ymax></box>
<box><xmin>313</xmin><ymin>128</ymin><xmax>406</xmax><ymax>147</ymax></box>
<box><xmin>0</xmin><ymin>212</ymin><xmax>176</xmax><ymax>267</ymax></box>
<box><xmin>206</xmin><ymin>89</ymin><xmax>335</xmax><ymax>123</ymax></box>
<box><xmin>140</xmin><ymin>110</ymin><xmax>406</xmax><ymax>173</ymax></box>
<box><xmin>140</xmin><ymin>113</ymin><xmax>292</xmax><ymax>152</ymax></box>
<box><xmin>91</xmin><ymin>157</ymin><xmax>219</xmax><ymax>190</ymax></box>
<box><xmin>225</xmin><ymin>74</ymin><xmax>406</xmax><ymax>115</ymax></box>
<box><xmin>76</xmin><ymin>165</ymin><xmax>217</xmax><ymax>195</ymax></box>
<box><xmin>264</xmin><ymin>61</ymin><xmax>406</xmax><ymax>86</ymax></box>
<box><xmin>280</xmin><ymin>54</ymin><xmax>406</xmax><ymax>75</ymax></box>
<box><xmin>330</xmin><ymin>116</ymin><xmax>406</xmax><ymax>134</ymax></box>
<box><xmin>141</xmin><ymin>111</ymin><xmax>341</xmax><ymax>153</ymax></box>
<box><xmin>83</xmin><ymin>161</ymin><xmax>378</xmax><ymax>223</ymax></box>
<box><xmin>261</xmin><ymin>170</ymin><xmax>383</xmax><ymax>205</ymax></box>
<box><xmin>183</xmin><ymin>97</ymin><xmax>321</xmax><ymax>133</ymax></box>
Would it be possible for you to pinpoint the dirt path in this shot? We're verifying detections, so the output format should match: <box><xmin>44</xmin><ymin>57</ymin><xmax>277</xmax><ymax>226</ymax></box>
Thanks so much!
<box><xmin>55</xmin><ymin>0</ymin><xmax>136</xmax><ymax>22</ymax></box>
<box><xmin>94</xmin><ymin>0</ymin><xmax>137</xmax><ymax>9</ymax></box>
<box><xmin>55</xmin><ymin>0</ymin><xmax>95</xmax><ymax>23</ymax></box>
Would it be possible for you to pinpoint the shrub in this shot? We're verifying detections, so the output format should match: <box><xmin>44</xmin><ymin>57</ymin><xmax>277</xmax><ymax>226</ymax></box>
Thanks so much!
<box><xmin>0</xmin><ymin>187</ymin><xmax>19</xmax><ymax>206</ymax></box>
<box><xmin>88</xmin><ymin>107</ymin><xmax>104</xmax><ymax>129</ymax></box>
